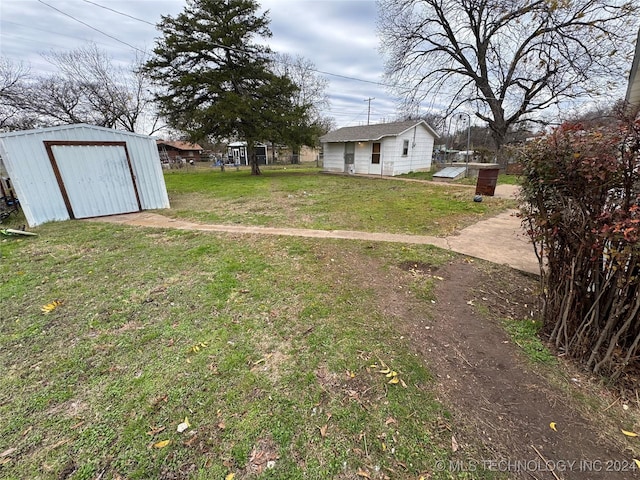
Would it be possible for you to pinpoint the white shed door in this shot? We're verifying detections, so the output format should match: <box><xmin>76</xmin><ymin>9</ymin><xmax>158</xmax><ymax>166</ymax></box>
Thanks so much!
<box><xmin>51</xmin><ymin>144</ymin><xmax>139</xmax><ymax>219</ymax></box>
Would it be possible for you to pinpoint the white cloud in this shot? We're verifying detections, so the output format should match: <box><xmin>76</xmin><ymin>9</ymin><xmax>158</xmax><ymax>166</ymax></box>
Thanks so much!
<box><xmin>0</xmin><ymin>0</ymin><xmax>408</xmax><ymax>127</ymax></box>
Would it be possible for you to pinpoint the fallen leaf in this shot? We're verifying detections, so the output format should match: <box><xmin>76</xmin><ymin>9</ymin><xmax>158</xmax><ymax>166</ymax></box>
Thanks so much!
<box><xmin>621</xmin><ymin>429</ymin><xmax>638</xmax><ymax>437</ymax></box>
<box><xmin>550</xmin><ymin>422</ymin><xmax>557</xmax><ymax>432</ymax></box>
<box><xmin>388</xmin><ymin>377</ymin><xmax>399</xmax><ymax>384</ymax></box>
<box><xmin>49</xmin><ymin>439</ymin><xmax>69</xmax><ymax>450</ymax></box>
<box><xmin>381</xmin><ymin>442</ymin><xmax>387</xmax><ymax>451</ymax></box>
<box><xmin>0</xmin><ymin>448</ymin><xmax>16</xmax><ymax>458</ymax></box>
<box><xmin>319</xmin><ymin>424</ymin><xmax>328</xmax><ymax>438</ymax></box>
<box><xmin>147</xmin><ymin>426</ymin><xmax>166</xmax><ymax>436</ymax></box>
<box><xmin>0</xmin><ymin>458</ymin><xmax>10</xmax><ymax>465</ymax></box>
<box><xmin>356</xmin><ymin>468</ymin><xmax>371</xmax><ymax>478</ymax></box>
<box><xmin>400</xmin><ymin>378</ymin><xmax>408</xmax><ymax>388</ymax></box>
<box><xmin>184</xmin><ymin>435</ymin><xmax>198</xmax><ymax>447</ymax></box>
<box><xmin>379</xmin><ymin>368</ymin><xmax>391</xmax><ymax>374</ymax></box>
<box><xmin>385</xmin><ymin>417</ymin><xmax>397</xmax><ymax>425</ymax></box>
<box><xmin>634</xmin><ymin>459</ymin><xmax>640</xmax><ymax>468</ymax></box>
<box><xmin>451</xmin><ymin>435</ymin><xmax>459</xmax><ymax>452</ymax></box>
<box><xmin>225</xmin><ymin>473</ymin><xmax>235</xmax><ymax>480</ymax></box>
<box><xmin>385</xmin><ymin>371</ymin><xmax>398</xmax><ymax>378</ymax></box>
<box><xmin>41</xmin><ymin>300</ymin><xmax>63</xmax><ymax>314</ymax></box>
<box><xmin>153</xmin><ymin>440</ymin><xmax>170</xmax><ymax>449</ymax></box>
<box><xmin>217</xmin><ymin>422</ymin><xmax>226</xmax><ymax>430</ymax></box>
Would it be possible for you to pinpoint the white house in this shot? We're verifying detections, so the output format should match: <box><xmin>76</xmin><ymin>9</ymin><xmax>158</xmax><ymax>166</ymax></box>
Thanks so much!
<box><xmin>0</xmin><ymin>124</ymin><xmax>170</xmax><ymax>227</ymax></box>
<box><xmin>627</xmin><ymin>28</ymin><xmax>640</xmax><ymax>107</ymax></box>
<box><xmin>320</xmin><ymin>120</ymin><xmax>439</xmax><ymax>176</ymax></box>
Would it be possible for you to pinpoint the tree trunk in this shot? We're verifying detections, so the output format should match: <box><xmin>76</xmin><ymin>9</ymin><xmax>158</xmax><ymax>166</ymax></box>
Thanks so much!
<box><xmin>247</xmin><ymin>139</ymin><xmax>261</xmax><ymax>175</ymax></box>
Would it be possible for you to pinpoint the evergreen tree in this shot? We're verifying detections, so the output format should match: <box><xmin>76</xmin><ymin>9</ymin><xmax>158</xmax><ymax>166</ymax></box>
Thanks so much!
<box><xmin>145</xmin><ymin>0</ymin><xmax>304</xmax><ymax>175</ymax></box>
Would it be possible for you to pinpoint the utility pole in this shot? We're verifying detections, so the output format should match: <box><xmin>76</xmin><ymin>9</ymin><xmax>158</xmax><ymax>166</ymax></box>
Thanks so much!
<box><xmin>457</xmin><ymin>112</ymin><xmax>471</xmax><ymax>177</ymax></box>
<box><xmin>364</xmin><ymin>97</ymin><xmax>375</xmax><ymax>125</ymax></box>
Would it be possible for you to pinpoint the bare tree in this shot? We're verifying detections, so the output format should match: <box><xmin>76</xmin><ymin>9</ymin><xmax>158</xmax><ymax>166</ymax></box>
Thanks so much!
<box><xmin>378</xmin><ymin>0</ymin><xmax>638</xmax><ymax>152</ymax></box>
<box><xmin>271</xmin><ymin>53</ymin><xmax>330</xmax><ymax>125</ymax></box>
<box><xmin>0</xmin><ymin>57</ymin><xmax>34</xmax><ymax>130</ymax></box>
<box><xmin>9</xmin><ymin>44</ymin><xmax>163</xmax><ymax>134</ymax></box>
<box><xmin>270</xmin><ymin>53</ymin><xmax>334</xmax><ymax>156</ymax></box>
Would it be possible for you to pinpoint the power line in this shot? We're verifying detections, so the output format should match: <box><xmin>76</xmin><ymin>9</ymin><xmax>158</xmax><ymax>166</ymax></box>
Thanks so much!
<box><xmin>36</xmin><ymin>0</ymin><xmax>145</xmax><ymax>53</ymax></box>
<box><xmin>80</xmin><ymin>0</ymin><xmax>156</xmax><ymax>26</ymax></box>
<box><xmin>2</xmin><ymin>20</ymin><xmax>113</xmax><ymax>47</ymax></box>
<box><xmin>75</xmin><ymin>0</ymin><xmax>397</xmax><ymax>89</ymax></box>
<box><xmin>31</xmin><ymin>0</ymin><xmax>401</xmax><ymax>126</ymax></box>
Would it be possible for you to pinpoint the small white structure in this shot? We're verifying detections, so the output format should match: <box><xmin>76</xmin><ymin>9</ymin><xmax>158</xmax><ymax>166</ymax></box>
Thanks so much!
<box><xmin>627</xmin><ymin>28</ymin><xmax>640</xmax><ymax>107</ymax></box>
<box><xmin>0</xmin><ymin>124</ymin><xmax>170</xmax><ymax>227</ymax></box>
<box><xmin>320</xmin><ymin>120</ymin><xmax>439</xmax><ymax>176</ymax></box>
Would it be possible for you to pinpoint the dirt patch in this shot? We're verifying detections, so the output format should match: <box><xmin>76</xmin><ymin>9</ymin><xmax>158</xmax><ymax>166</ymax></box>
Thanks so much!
<box><xmin>244</xmin><ymin>436</ymin><xmax>280</xmax><ymax>476</ymax></box>
<box><xmin>345</xmin><ymin>252</ymin><xmax>638</xmax><ymax>480</ymax></box>
<box><xmin>414</xmin><ymin>261</ymin><xmax>638</xmax><ymax>479</ymax></box>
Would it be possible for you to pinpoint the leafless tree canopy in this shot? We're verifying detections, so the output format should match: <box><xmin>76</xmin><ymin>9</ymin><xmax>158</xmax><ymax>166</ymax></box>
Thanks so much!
<box><xmin>270</xmin><ymin>53</ymin><xmax>331</xmax><ymax>127</ymax></box>
<box><xmin>0</xmin><ymin>44</ymin><xmax>162</xmax><ymax>134</ymax></box>
<box><xmin>0</xmin><ymin>58</ymin><xmax>33</xmax><ymax>130</ymax></box>
<box><xmin>378</xmin><ymin>0</ymin><xmax>638</xmax><ymax>150</ymax></box>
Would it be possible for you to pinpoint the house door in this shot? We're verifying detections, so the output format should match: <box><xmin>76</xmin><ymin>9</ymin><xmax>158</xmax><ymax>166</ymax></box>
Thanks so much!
<box><xmin>44</xmin><ymin>141</ymin><xmax>141</xmax><ymax>219</ymax></box>
<box><xmin>344</xmin><ymin>142</ymin><xmax>355</xmax><ymax>173</ymax></box>
<box><xmin>370</xmin><ymin>142</ymin><xmax>381</xmax><ymax>175</ymax></box>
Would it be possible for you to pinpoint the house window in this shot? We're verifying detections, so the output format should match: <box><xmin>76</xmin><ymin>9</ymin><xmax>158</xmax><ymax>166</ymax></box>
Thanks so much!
<box><xmin>371</xmin><ymin>142</ymin><xmax>381</xmax><ymax>164</ymax></box>
<box><xmin>402</xmin><ymin>140</ymin><xmax>409</xmax><ymax>156</ymax></box>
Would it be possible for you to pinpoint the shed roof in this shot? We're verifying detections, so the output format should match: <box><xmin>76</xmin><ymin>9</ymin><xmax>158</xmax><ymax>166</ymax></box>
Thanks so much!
<box><xmin>320</xmin><ymin>120</ymin><xmax>439</xmax><ymax>143</ymax></box>
<box><xmin>0</xmin><ymin>123</ymin><xmax>152</xmax><ymax>139</ymax></box>
<box><xmin>626</xmin><ymin>28</ymin><xmax>640</xmax><ymax>106</ymax></box>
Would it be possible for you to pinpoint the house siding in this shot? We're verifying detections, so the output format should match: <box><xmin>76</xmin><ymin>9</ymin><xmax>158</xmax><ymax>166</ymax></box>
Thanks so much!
<box><xmin>391</xmin><ymin>126</ymin><xmax>434</xmax><ymax>175</ymax></box>
<box><xmin>320</xmin><ymin>122</ymin><xmax>435</xmax><ymax>177</ymax></box>
<box><xmin>322</xmin><ymin>143</ymin><xmax>346</xmax><ymax>172</ymax></box>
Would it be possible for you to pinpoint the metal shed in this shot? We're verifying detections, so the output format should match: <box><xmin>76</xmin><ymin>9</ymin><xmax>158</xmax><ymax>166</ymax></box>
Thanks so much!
<box><xmin>0</xmin><ymin>124</ymin><xmax>170</xmax><ymax>227</ymax></box>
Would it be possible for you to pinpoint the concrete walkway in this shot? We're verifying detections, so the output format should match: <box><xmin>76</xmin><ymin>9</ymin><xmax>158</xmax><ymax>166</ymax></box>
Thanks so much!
<box><xmin>89</xmin><ymin>185</ymin><xmax>539</xmax><ymax>275</ymax></box>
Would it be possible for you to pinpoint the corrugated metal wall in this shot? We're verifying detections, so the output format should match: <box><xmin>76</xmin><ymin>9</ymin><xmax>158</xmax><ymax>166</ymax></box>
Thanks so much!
<box><xmin>51</xmin><ymin>144</ymin><xmax>140</xmax><ymax>218</ymax></box>
<box><xmin>0</xmin><ymin>124</ymin><xmax>170</xmax><ymax>227</ymax></box>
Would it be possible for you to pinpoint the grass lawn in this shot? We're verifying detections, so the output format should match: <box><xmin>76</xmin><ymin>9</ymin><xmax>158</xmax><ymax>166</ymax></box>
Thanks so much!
<box><xmin>1</xmin><ymin>217</ymin><xmax>494</xmax><ymax>479</ymax></box>
<box><xmin>0</xmin><ymin>169</ymin><xmax>519</xmax><ymax>479</ymax></box>
<box><xmin>162</xmin><ymin>166</ymin><xmax>516</xmax><ymax>236</ymax></box>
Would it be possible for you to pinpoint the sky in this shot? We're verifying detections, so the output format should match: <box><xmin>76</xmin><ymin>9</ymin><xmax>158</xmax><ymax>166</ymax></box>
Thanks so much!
<box><xmin>0</xmin><ymin>0</ymin><xmax>409</xmax><ymax>129</ymax></box>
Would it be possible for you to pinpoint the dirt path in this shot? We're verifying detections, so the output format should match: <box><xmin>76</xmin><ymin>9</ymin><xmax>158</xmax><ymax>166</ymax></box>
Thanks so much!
<box><xmin>386</xmin><ymin>259</ymin><xmax>636</xmax><ymax>480</ymax></box>
<box><xmin>422</xmin><ymin>262</ymin><xmax>638</xmax><ymax>479</ymax></box>
<box><xmin>313</xmin><ymin>236</ymin><xmax>637</xmax><ymax>480</ymax></box>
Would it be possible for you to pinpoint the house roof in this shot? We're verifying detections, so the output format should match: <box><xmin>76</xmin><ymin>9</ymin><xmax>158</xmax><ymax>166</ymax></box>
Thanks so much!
<box><xmin>156</xmin><ymin>140</ymin><xmax>203</xmax><ymax>151</ymax></box>
<box><xmin>319</xmin><ymin>120</ymin><xmax>439</xmax><ymax>143</ymax></box>
<box><xmin>627</xmin><ymin>28</ymin><xmax>640</xmax><ymax>106</ymax></box>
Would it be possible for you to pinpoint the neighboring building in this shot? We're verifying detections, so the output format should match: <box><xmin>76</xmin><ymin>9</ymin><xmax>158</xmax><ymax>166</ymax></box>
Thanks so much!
<box><xmin>627</xmin><ymin>28</ymin><xmax>640</xmax><ymax>107</ymax></box>
<box><xmin>156</xmin><ymin>140</ymin><xmax>203</xmax><ymax>164</ymax></box>
<box><xmin>319</xmin><ymin>120</ymin><xmax>439</xmax><ymax>176</ymax></box>
<box><xmin>227</xmin><ymin>141</ymin><xmax>269</xmax><ymax>165</ymax></box>
<box><xmin>0</xmin><ymin>124</ymin><xmax>170</xmax><ymax>227</ymax></box>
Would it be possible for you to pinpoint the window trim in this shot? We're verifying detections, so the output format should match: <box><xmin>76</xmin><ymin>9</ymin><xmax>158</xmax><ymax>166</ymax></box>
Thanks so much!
<box><xmin>402</xmin><ymin>139</ymin><xmax>409</xmax><ymax>156</ymax></box>
<box><xmin>371</xmin><ymin>142</ymin><xmax>381</xmax><ymax>164</ymax></box>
